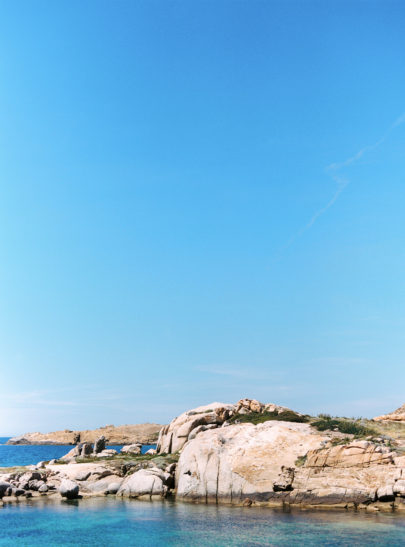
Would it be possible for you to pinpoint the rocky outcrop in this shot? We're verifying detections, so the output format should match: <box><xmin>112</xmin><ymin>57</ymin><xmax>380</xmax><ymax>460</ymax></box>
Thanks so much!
<box><xmin>157</xmin><ymin>402</ymin><xmax>236</xmax><ymax>454</ymax></box>
<box><xmin>7</xmin><ymin>423</ymin><xmax>162</xmax><ymax>446</ymax></box>
<box><xmin>374</xmin><ymin>403</ymin><xmax>405</xmax><ymax>422</ymax></box>
<box><xmin>3</xmin><ymin>398</ymin><xmax>405</xmax><ymax>511</ymax></box>
<box><xmin>235</xmin><ymin>399</ymin><xmax>292</xmax><ymax>416</ymax></box>
<box><xmin>175</xmin><ymin>421</ymin><xmax>405</xmax><ymax>507</ymax></box>
<box><xmin>157</xmin><ymin>399</ymin><xmax>297</xmax><ymax>455</ymax></box>
<box><xmin>176</xmin><ymin>421</ymin><xmax>326</xmax><ymax>504</ymax></box>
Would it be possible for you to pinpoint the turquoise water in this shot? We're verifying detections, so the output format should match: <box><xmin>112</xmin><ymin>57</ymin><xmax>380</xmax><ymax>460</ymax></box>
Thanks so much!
<box><xmin>0</xmin><ymin>498</ymin><xmax>404</xmax><ymax>546</ymax></box>
<box><xmin>0</xmin><ymin>438</ymin><xmax>155</xmax><ymax>467</ymax></box>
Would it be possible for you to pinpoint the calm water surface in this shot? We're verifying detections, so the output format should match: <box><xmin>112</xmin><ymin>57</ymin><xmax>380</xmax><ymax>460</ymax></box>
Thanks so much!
<box><xmin>1</xmin><ymin>498</ymin><xmax>405</xmax><ymax>546</ymax></box>
<box><xmin>0</xmin><ymin>438</ymin><xmax>155</xmax><ymax>467</ymax></box>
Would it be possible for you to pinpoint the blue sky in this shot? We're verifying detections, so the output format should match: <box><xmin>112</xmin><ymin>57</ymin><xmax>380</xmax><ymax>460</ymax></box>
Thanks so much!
<box><xmin>1</xmin><ymin>1</ymin><xmax>404</xmax><ymax>435</ymax></box>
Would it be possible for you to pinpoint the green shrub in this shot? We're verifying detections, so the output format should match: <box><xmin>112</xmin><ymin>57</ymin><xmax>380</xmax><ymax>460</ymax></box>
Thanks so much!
<box><xmin>229</xmin><ymin>410</ymin><xmax>308</xmax><ymax>425</ymax></box>
<box><xmin>311</xmin><ymin>416</ymin><xmax>376</xmax><ymax>437</ymax></box>
<box><xmin>295</xmin><ymin>455</ymin><xmax>307</xmax><ymax>467</ymax></box>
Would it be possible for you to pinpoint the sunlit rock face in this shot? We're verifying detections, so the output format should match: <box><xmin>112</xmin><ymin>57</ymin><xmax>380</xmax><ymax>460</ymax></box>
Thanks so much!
<box><xmin>374</xmin><ymin>403</ymin><xmax>405</xmax><ymax>422</ymax></box>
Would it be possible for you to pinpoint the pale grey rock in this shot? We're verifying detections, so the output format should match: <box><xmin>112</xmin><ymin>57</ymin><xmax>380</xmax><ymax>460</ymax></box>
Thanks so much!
<box><xmin>176</xmin><ymin>421</ymin><xmax>327</xmax><ymax>504</ymax></box>
<box><xmin>19</xmin><ymin>472</ymin><xmax>42</xmax><ymax>483</ymax></box>
<box><xmin>394</xmin><ymin>480</ymin><xmax>405</xmax><ymax>496</ymax></box>
<box><xmin>61</xmin><ymin>445</ymin><xmax>81</xmax><ymax>461</ymax></box>
<box><xmin>72</xmin><ymin>470</ymin><xmax>91</xmax><ymax>481</ymax></box>
<box><xmin>81</xmin><ymin>442</ymin><xmax>93</xmax><ymax>457</ymax></box>
<box><xmin>273</xmin><ymin>466</ymin><xmax>294</xmax><ymax>492</ymax></box>
<box><xmin>106</xmin><ymin>481</ymin><xmax>122</xmax><ymax>494</ymax></box>
<box><xmin>59</xmin><ymin>479</ymin><xmax>79</xmax><ymax>499</ymax></box>
<box><xmin>165</xmin><ymin>463</ymin><xmax>177</xmax><ymax>474</ymax></box>
<box><xmin>121</xmin><ymin>444</ymin><xmax>141</xmax><ymax>455</ymax></box>
<box><xmin>38</xmin><ymin>484</ymin><xmax>48</xmax><ymax>493</ymax></box>
<box><xmin>157</xmin><ymin>402</ymin><xmax>236</xmax><ymax>454</ymax></box>
<box><xmin>96</xmin><ymin>449</ymin><xmax>117</xmax><ymax>458</ymax></box>
<box><xmin>117</xmin><ymin>468</ymin><xmax>166</xmax><ymax>499</ymax></box>
<box><xmin>93</xmin><ymin>436</ymin><xmax>106</xmax><ymax>454</ymax></box>
<box><xmin>188</xmin><ymin>424</ymin><xmax>218</xmax><ymax>441</ymax></box>
<box><xmin>82</xmin><ymin>476</ymin><xmax>123</xmax><ymax>494</ymax></box>
<box><xmin>28</xmin><ymin>480</ymin><xmax>45</xmax><ymax>491</ymax></box>
<box><xmin>377</xmin><ymin>485</ymin><xmax>395</xmax><ymax>501</ymax></box>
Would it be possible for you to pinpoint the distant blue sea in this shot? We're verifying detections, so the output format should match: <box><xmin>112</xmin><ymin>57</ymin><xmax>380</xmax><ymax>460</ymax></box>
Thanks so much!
<box><xmin>0</xmin><ymin>438</ymin><xmax>155</xmax><ymax>467</ymax></box>
<box><xmin>0</xmin><ymin>498</ymin><xmax>405</xmax><ymax>546</ymax></box>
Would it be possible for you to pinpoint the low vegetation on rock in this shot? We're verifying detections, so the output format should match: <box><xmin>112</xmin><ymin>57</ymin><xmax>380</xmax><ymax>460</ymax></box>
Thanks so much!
<box><xmin>229</xmin><ymin>409</ymin><xmax>308</xmax><ymax>425</ymax></box>
<box><xmin>310</xmin><ymin>415</ymin><xmax>377</xmax><ymax>437</ymax></box>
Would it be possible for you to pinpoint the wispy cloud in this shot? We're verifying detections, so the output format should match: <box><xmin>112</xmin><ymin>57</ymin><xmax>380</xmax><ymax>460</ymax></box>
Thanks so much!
<box><xmin>277</xmin><ymin>112</ymin><xmax>405</xmax><ymax>254</ymax></box>
<box><xmin>391</xmin><ymin>112</ymin><xmax>405</xmax><ymax>129</ymax></box>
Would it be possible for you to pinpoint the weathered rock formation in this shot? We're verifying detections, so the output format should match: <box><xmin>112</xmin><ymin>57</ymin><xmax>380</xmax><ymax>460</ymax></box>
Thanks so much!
<box><xmin>374</xmin><ymin>403</ymin><xmax>405</xmax><ymax>422</ymax></box>
<box><xmin>176</xmin><ymin>421</ymin><xmax>327</xmax><ymax>504</ymax></box>
<box><xmin>157</xmin><ymin>402</ymin><xmax>236</xmax><ymax>454</ymax></box>
<box><xmin>3</xmin><ymin>398</ymin><xmax>405</xmax><ymax>511</ymax></box>
<box><xmin>175</xmin><ymin>415</ymin><xmax>405</xmax><ymax>508</ymax></box>
<box><xmin>157</xmin><ymin>399</ymin><xmax>296</xmax><ymax>455</ymax></box>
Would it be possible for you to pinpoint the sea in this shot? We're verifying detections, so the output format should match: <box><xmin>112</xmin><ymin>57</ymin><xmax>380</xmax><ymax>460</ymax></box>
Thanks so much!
<box><xmin>0</xmin><ymin>437</ymin><xmax>155</xmax><ymax>467</ymax></box>
<box><xmin>1</xmin><ymin>437</ymin><xmax>405</xmax><ymax>546</ymax></box>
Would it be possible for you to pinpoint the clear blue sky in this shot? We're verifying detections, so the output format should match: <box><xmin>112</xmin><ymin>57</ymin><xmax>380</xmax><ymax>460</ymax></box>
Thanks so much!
<box><xmin>1</xmin><ymin>1</ymin><xmax>404</xmax><ymax>435</ymax></box>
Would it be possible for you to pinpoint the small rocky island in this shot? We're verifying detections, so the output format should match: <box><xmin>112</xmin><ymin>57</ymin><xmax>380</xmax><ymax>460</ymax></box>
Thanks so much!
<box><xmin>1</xmin><ymin>398</ymin><xmax>405</xmax><ymax>513</ymax></box>
<box><xmin>6</xmin><ymin>423</ymin><xmax>162</xmax><ymax>446</ymax></box>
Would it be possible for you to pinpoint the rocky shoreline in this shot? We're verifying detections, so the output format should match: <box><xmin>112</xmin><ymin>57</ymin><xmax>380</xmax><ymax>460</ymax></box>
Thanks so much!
<box><xmin>2</xmin><ymin>399</ymin><xmax>405</xmax><ymax>514</ymax></box>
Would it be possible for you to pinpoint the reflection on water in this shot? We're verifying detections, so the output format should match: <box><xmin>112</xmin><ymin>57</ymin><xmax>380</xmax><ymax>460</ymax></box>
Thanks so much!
<box><xmin>1</xmin><ymin>497</ymin><xmax>405</xmax><ymax>546</ymax></box>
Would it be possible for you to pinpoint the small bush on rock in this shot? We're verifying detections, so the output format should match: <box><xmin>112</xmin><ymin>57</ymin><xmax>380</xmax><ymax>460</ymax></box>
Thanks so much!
<box><xmin>311</xmin><ymin>416</ymin><xmax>376</xmax><ymax>437</ymax></box>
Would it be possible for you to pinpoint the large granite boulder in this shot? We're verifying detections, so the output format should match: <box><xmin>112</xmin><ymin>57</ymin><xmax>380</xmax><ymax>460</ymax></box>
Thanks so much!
<box><xmin>175</xmin><ymin>422</ymin><xmax>405</xmax><ymax>507</ymax></box>
<box><xmin>117</xmin><ymin>468</ymin><xmax>168</xmax><ymax>499</ymax></box>
<box><xmin>176</xmin><ymin>421</ymin><xmax>326</xmax><ymax>503</ymax></box>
